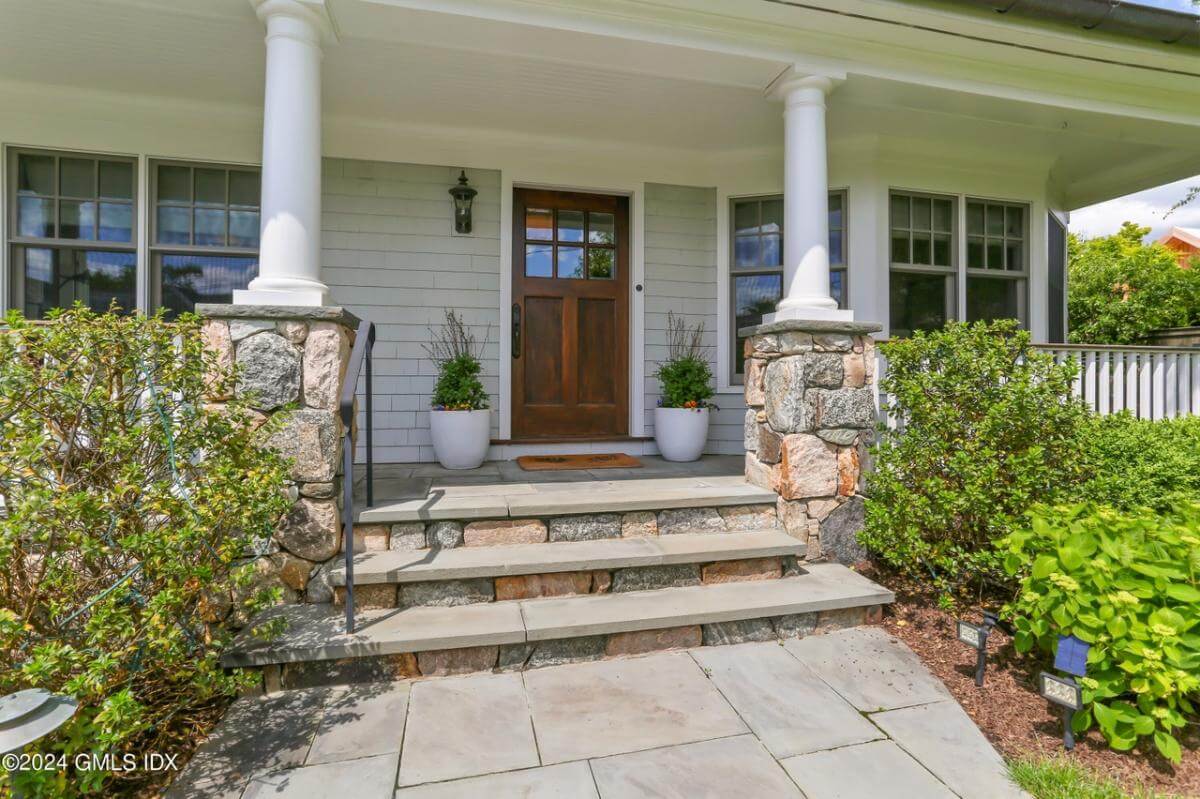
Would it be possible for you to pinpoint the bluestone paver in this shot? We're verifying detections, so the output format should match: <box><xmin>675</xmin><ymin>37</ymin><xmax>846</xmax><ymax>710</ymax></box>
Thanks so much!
<box><xmin>306</xmin><ymin>681</ymin><xmax>410</xmax><ymax>765</ymax></box>
<box><xmin>241</xmin><ymin>753</ymin><xmax>398</xmax><ymax>799</ymax></box>
<box><xmin>523</xmin><ymin>651</ymin><xmax>747</xmax><ymax>763</ymax></box>
<box><xmin>590</xmin><ymin>735</ymin><xmax>803</xmax><ymax>798</ymax></box>
<box><xmin>393</xmin><ymin>762</ymin><xmax>599</xmax><ymax>798</ymax></box>
<box><xmin>397</xmin><ymin>672</ymin><xmax>539</xmax><ymax>786</ymax></box>
<box><xmin>692</xmin><ymin>643</ymin><xmax>882</xmax><ymax>757</ymax></box>
<box><xmin>780</xmin><ymin>739</ymin><xmax>958</xmax><ymax>799</ymax></box>
<box><xmin>784</xmin><ymin>626</ymin><xmax>951</xmax><ymax>711</ymax></box>
<box><xmin>872</xmin><ymin>700</ymin><xmax>1029</xmax><ymax>799</ymax></box>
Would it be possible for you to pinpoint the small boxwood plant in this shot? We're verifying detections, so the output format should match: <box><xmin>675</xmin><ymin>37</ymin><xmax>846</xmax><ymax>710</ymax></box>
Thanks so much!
<box><xmin>424</xmin><ymin>309</ymin><xmax>490</xmax><ymax>411</ymax></box>
<box><xmin>655</xmin><ymin>312</ymin><xmax>714</xmax><ymax>410</ymax></box>
<box><xmin>999</xmin><ymin>503</ymin><xmax>1200</xmax><ymax>763</ymax></box>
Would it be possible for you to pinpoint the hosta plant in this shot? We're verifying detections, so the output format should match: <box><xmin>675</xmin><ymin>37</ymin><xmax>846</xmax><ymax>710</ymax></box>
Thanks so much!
<box><xmin>999</xmin><ymin>503</ymin><xmax>1200</xmax><ymax>763</ymax></box>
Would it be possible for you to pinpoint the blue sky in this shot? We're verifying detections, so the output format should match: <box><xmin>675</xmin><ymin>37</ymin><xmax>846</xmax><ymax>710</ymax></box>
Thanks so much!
<box><xmin>1129</xmin><ymin>0</ymin><xmax>1198</xmax><ymax>12</ymax></box>
<box><xmin>1071</xmin><ymin>175</ymin><xmax>1200</xmax><ymax>241</ymax></box>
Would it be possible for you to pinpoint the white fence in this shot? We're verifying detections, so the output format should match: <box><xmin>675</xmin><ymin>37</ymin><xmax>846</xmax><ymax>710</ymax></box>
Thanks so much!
<box><xmin>875</xmin><ymin>343</ymin><xmax>1200</xmax><ymax>426</ymax></box>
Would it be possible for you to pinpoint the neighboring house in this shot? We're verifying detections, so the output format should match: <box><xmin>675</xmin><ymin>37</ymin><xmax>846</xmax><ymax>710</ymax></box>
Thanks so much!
<box><xmin>1157</xmin><ymin>226</ymin><xmax>1200</xmax><ymax>268</ymax></box>
<box><xmin>4</xmin><ymin>0</ymin><xmax>1200</xmax><ymax>463</ymax></box>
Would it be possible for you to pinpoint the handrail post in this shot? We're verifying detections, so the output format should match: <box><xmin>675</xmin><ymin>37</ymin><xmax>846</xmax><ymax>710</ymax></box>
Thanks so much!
<box><xmin>341</xmin><ymin>434</ymin><xmax>355</xmax><ymax>634</ymax></box>
<box><xmin>338</xmin><ymin>318</ymin><xmax>375</xmax><ymax>635</ymax></box>
<box><xmin>366</xmin><ymin>345</ymin><xmax>374</xmax><ymax>508</ymax></box>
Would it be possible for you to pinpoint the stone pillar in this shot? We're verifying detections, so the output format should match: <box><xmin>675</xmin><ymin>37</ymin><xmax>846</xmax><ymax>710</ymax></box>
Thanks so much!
<box><xmin>199</xmin><ymin>303</ymin><xmax>356</xmax><ymax>603</ymax></box>
<box><xmin>741</xmin><ymin>319</ymin><xmax>881</xmax><ymax>563</ymax></box>
<box><xmin>235</xmin><ymin>0</ymin><xmax>337</xmax><ymax>306</ymax></box>
<box><xmin>765</xmin><ymin>68</ymin><xmax>851</xmax><ymax>324</ymax></box>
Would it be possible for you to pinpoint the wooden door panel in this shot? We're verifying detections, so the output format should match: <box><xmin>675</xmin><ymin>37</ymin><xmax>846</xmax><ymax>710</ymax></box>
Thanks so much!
<box><xmin>523</xmin><ymin>296</ymin><xmax>563</xmax><ymax>404</ymax></box>
<box><xmin>577</xmin><ymin>298</ymin><xmax>616</xmax><ymax>405</ymax></box>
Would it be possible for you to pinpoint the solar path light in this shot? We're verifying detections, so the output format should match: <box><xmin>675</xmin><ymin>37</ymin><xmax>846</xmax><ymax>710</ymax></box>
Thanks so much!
<box><xmin>0</xmin><ymin>689</ymin><xmax>76</xmax><ymax>755</ymax></box>
<box><xmin>1038</xmin><ymin>634</ymin><xmax>1091</xmax><ymax>751</ymax></box>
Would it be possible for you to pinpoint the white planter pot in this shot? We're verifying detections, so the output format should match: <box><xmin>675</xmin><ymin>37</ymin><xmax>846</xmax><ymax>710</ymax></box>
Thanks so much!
<box><xmin>429</xmin><ymin>409</ymin><xmax>491</xmax><ymax>470</ymax></box>
<box><xmin>653</xmin><ymin>407</ymin><xmax>710</xmax><ymax>462</ymax></box>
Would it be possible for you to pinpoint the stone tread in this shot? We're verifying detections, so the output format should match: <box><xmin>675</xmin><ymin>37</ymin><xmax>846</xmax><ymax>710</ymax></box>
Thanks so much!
<box><xmin>222</xmin><ymin>564</ymin><xmax>893</xmax><ymax>668</ymax></box>
<box><xmin>329</xmin><ymin>530</ymin><xmax>805</xmax><ymax>586</ymax></box>
<box><xmin>355</xmin><ymin>475</ymin><xmax>776</xmax><ymax>523</ymax></box>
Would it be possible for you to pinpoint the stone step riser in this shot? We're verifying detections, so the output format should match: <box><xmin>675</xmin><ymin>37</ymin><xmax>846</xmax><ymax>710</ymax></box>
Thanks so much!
<box><xmin>261</xmin><ymin>605</ymin><xmax>885</xmax><ymax>691</ymax></box>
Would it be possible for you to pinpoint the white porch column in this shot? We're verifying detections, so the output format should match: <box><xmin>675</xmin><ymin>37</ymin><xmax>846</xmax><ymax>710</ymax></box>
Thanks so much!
<box><xmin>766</xmin><ymin>69</ymin><xmax>852</xmax><ymax>323</ymax></box>
<box><xmin>235</xmin><ymin>0</ymin><xmax>337</xmax><ymax>306</ymax></box>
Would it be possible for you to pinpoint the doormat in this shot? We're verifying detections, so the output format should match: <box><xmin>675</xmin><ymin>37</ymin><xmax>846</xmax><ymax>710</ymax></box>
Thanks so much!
<box><xmin>515</xmin><ymin>453</ymin><xmax>642</xmax><ymax>471</ymax></box>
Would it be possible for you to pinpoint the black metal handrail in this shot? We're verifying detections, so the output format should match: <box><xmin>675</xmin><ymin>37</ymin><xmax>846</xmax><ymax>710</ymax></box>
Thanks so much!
<box><xmin>339</xmin><ymin>318</ymin><xmax>375</xmax><ymax>634</ymax></box>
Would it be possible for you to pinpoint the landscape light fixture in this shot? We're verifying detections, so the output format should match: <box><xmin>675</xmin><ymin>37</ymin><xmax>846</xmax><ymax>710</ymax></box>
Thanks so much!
<box><xmin>0</xmin><ymin>688</ymin><xmax>77</xmax><ymax>754</ymax></box>
<box><xmin>1039</xmin><ymin>671</ymin><xmax>1084</xmax><ymax>751</ymax></box>
<box><xmin>1054</xmin><ymin>634</ymin><xmax>1091</xmax><ymax>677</ymax></box>
<box><xmin>448</xmin><ymin>170</ymin><xmax>477</xmax><ymax>234</ymax></box>
<box><xmin>956</xmin><ymin>618</ymin><xmax>992</xmax><ymax>687</ymax></box>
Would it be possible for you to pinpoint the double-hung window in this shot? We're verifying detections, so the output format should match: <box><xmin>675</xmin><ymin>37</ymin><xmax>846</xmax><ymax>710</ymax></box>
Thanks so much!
<box><xmin>8</xmin><ymin>149</ymin><xmax>137</xmax><ymax>318</ymax></box>
<box><xmin>151</xmin><ymin>160</ymin><xmax>260</xmax><ymax>315</ymax></box>
<box><xmin>965</xmin><ymin>199</ymin><xmax>1027</xmax><ymax>324</ymax></box>
<box><xmin>731</xmin><ymin>192</ymin><xmax>847</xmax><ymax>379</ymax></box>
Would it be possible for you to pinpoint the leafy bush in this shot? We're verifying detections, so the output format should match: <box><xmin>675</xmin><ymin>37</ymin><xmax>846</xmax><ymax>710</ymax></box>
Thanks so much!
<box><xmin>999</xmin><ymin>503</ymin><xmax>1200</xmax><ymax>763</ymax></box>
<box><xmin>0</xmin><ymin>307</ymin><xmax>291</xmax><ymax>797</ymax></box>
<box><xmin>656</xmin><ymin>312</ymin><xmax>714</xmax><ymax>409</ymax></box>
<box><xmin>1068</xmin><ymin>222</ymin><xmax>1200</xmax><ymax>345</ymax></box>
<box><xmin>425</xmin><ymin>309</ymin><xmax>490</xmax><ymax>410</ymax></box>
<box><xmin>1078</xmin><ymin>413</ymin><xmax>1200</xmax><ymax>512</ymax></box>
<box><xmin>861</xmin><ymin>320</ymin><xmax>1090</xmax><ymax>592</ymax></box>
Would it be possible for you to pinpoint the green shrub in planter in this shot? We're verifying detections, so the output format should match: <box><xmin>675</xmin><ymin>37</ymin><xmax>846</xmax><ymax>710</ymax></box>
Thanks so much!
<box><xmin>860</xmin><ymin>320</ymin><xmax>1090</xmax><ymax>592</ymax></box>
<box><xmin>999</xmin><ymin>503</ymin><xmax>1200</xmax><ymax>763</ymax></box>
<box><xmin>655</xmin><ymin>312</ymin><xmax>714</xmax><ymax>409</ymax></box>
<box><xmin>425</xmin><ymin>309</ymin><xmax>489</xmax><ymax>411</ymax></box>
<box><xmin>1078</xmin><ymin>413</ymin><xmax>1200</xmax><ymax>512</ymax></box>
<box><xmin>0</xmin><ymin>307</ymin><xmax>292</xmax><ymax>796</ymax></box>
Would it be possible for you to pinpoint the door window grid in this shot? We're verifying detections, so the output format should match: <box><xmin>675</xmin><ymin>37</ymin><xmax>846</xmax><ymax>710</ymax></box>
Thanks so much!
<box><xmin>524</xmin><ymin>207</ymin><xmax>616</xmax><ymax>280</ymax></box>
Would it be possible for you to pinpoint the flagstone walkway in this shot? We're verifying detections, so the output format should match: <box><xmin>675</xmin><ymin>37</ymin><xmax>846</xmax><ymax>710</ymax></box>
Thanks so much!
<box><xmin>169</xmin><ymin>627</ymin><xmax>1028</xmax><ymax>798</ymax></box>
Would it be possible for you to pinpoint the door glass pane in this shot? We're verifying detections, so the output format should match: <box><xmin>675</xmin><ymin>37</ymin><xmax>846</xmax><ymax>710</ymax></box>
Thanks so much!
<box><xmin>98</xmin><ymin>203</ymin><xmax>132</xmax><ymax>243</ymax></box>
<box><xmin>986</xmin><ymin>204</ymin><xmax>1004</xmax><ymax>236</ymax></box>
<box><xmin>17</xmin><ymin>197</ymin><xmax>54</xmax><ymax>238</ymax></box>
<box><xmin>1006</xmin><ymin>206</ymin><xmax>1023</xmax><ymax>238</ymax></box>
<box><xmin>525</xmin><ymin>244</ymin><xmax>552</xmax><ymax>277</ymax></box>
<box><xmin>17</xmin><ymin>154</ymin><xmax>54</xmax><ymax>195</ymax></box>
<box><xmin>194</xmin><ymin>208</ymin><xmax>226</xmax><ymax>246</ymax></box>
<box><xmin>932</xmin><ymin>234</ymin><xmax>951</xmax><ymax>267</ymax></box>
<box><xmin>229</xmin><ymin>170</ymin><xmax>260</xmax><ymax>207</ymax></box>
<box><xmin>525</xmin><ymin>208</ymin><xmax>552</xmax><ymax>241</ymax></box>
<box><xmin>890</xmin><ymin>194</ymin><xmax>910</xmax><ymax>228</ymax></box>
<box><xmin>158</xmin><ymin>165</ymin><xmax>191</xmax><ymax>202</ymax></box>
<box><xmin>734</xmin><ymin>273</ymin><xmax>782</xmax><ymax>374</ymax></box>
<box><xmin>557</xmin><ymin>245</ymin><xmax>584</xmax><ymax>278</ymax></box>
<box><xmin>967</xmin><ymin>236</ymin><xmax>985</xmax><ymax>269</ymax></box>
<box><xmin>60</xmin><ymin>158</ymin><xmax>94</xmax><ymax>198</ymax></box>
<box><xmin>986</xmin><ymin>238</ymin><xmax>1004</xmax><ymax>269</ymax></box>
<box><xmin>734</xmin><ymin>236</ymin><xmax>761</xmax><ymax>268</ymax></box>
<box><xmin>156</xmin><ymin>206</ymin><xmax>190</xmax><ymax>244</ymax></box>
<box><xmin>933</xmin><ymin>199</ymin><xmax>953</xmax><ymax>233</ymax></box>
<box><xmin>762</xmin><ymin>233</ymin><xmax>781</xmax><ymax>266</ymax></box>
<box><xmin>912</xmin><ymin>234</ymin><xmax>931</xmax><ymax>265</ymax></box>
<box><xmin>1005</xmin><ymin>241</ymin><xmax>1022</xmax><ymax>272</ymax></box>
<box><xmin>194</xmin><ymin>168</ymin><xmax>225</xmax><ymax>207</ymax></box>
<box><xmin>761</xmin><ymin>199</ymin><xmax>783</xmax><ymax>233</ymax></box>
<box><xmin>21</xmin><ymin>247</ymin><xmax>135</xmax><ymax>318</ymax></box>
<box><xmin>890</xmin><ymin>231</ymin><xmax>910</xmax><ymax>264</ymax></box>
<box><xmin>830</xmin><ymin>270</ymin><xmax>845</xmax><ymax>308</ymax></box>
<box><xmin>828</xmin><ymin>194</ymin><xmax>843</xmax><ymax>228</ymax></box>
<box><xmin>967</xmin><ymin>202</ymin><xmax>985</xmax><ymax>235</ymax></box>
<box><xmin>829</xmin><ymin>231</ymin><xmax>843</xmax><ymax>265</ymax></box>
<box><xmin>60</xmin><ymin>200</ymin><xmax>96</xmax><ymax>239</ymax></box>
<box><xmin>99</xmin><ymin>161</ymin><xmax>133</xmax><ymax>200</ymax></box>
<box><xmin>968</xmin><ymin>276</ymin><xmax>1022</xmax><ymax>323</ymax></box>
<box><xmin>911</xmin><ymin>197</ymin><xmax>931</xmax><ymax>231</ymax></box>
<box><xmin>557</xmin><ymin>210</ymin><xmax>584</xmax><ymax>243</ymax></box>
<box><xmin>159</xmin><ymin>254</ymin><xmax>258</xmax><ymax>316</ymax></box>
<box><xmin>890</xmin><ymin>272</ymin><xmax>951</xmax><ymax>338</ymax></box>
<box><xmin>588</xmin><ymin>212</ymin><xmax>614</xmax><ymax>244</ymax></box>
<box><xmin>229</xmin><ymin>210</ymin><xmax>260</xmax><ymax>248</ymax></box>
<box><xmin>734</xmin><ymin>201</ymin><xmax>759</xmax><ymax>235</ymax></box>
<box><xmin>588</xmin><ymin>248</ymin><xmax>614</xmax><ymax>279</ymax></box>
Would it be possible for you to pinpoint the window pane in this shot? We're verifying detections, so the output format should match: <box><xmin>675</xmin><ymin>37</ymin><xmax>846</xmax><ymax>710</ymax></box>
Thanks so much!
<box><xmin>890</xmin><ymin>272</ymin><xmax>951</xmax><ymax>338</ymax></box>
<box><xmin>734</xmin><ymin>201</ymin><xmax>759</xmax><ymax>235</ymax></box>
<box><xmin>20</xmin><ymin>247</ymin><xmax>135</xmax><ymax>318</ymax></box>
<box><xmin>762</xmin><ymin>233</ymin><xmax>781</xmax><ymax>266</ymax></box>
<box><xmin>828</xmin><ymin>193</ymin><xmax>843</xmax><ymax>229</ymax></box>
<box><xmin>557</xmin><ymin>245</ymin><xmax>584</xmax><ymax>278</ymax></box>
<box><xmin>158</xmin><ymin>165</ymin><xmax>191</xmax><ymax>202</ymax></box>
<box><xmin>525</xmin><ymin>208</ymin><xmax>552</xmax><ymax>241</ymax></box>
<box><xmin>968</xmin><ymin>276</ymin><xmax>1023</xmax><ymax>323</ymax></box>
<box><xmin>912</xmin><ymin>234</ymin><xmax>931</xmax><ymax>265</ymax></box>
<box><xmin>159</xmin><ymin>254</ymin><xmax>258</xmax><ymax>316</ymax></box>
<box><xmin>890</xmin><ymin>194</ymin><xmax>910</xmax><ymax>229</ymax></box>
<box><xmin>1005</xmin><ymin>241</ymin><xmax>1023</xmax><ymax>272</ymax></box>
<box><xmin>890</xmin><ymin>231</ymin><xmax>910</xmax><ymax>264</ymax></box>
<box><xmin>557</xmin><ymin>210</ymin><xmax>584</xmax><ymax>243</ymax></box>
<box><xmin>229</xmin><ymin>210</ymin><xmax>260</xmax><ymax>248</ymax></box>
<box><xmin>967</xmin><ymin>236</ymin><xmax>985</xmax><ymax>269</ymax></box>
<box><xmin>194</xmin><ymin>208</ymin><xmax>226</xmax><ymax>246</ymax></box>
<box><xmin>195</xmin><ymin>168</ymin><xmax>226</xmax><ymax>207</ymax></box>
<box><xmin>98</xmin><ymin>203</ymin><xmax>132</xmax><ymax>243</ymax></box>
<box><xmin>830</xmin><ymin>269</ymin><xmax>845</xmax><ymax>308</ymax></box>
<box><xmin>156</xmin><ymin>206</ymin><xmax>190</xmax><ymax>245</ymax></box>
<box><xmin>525</xmin><ymin>244</ymin><xmax>552</xmax><ymax>277</ymax></box>
<box><xmin>229</xmin><ymin>170</ymin><xmax>260</xmax><ymax>208</ymax></box>
<box><xmin>986</xmin><ymin>238</ymin><xmax>1004</xmax><ymax>270</ymax></box>
<box><xmin>986</xmin><ymin>204</ymin><xmax>1004</xmax><ymax>235</ymax></box>
<box><xmin>734</xmin><ymin>235</ymin><xmax>761</xmax><ymax>268</ymax></box>
<box><xmin>967</xmin><ymin>202</ymin><xmax>985</xmax><ymax>236</ymax></box>
<box><xmin>933</xmin><ymin>199</ymin><xmax>953</xmax><ymax>233</ymax></box>
<box><xmin>59</xmin><ymin>200</ymin><xmax>96</xmax><ymax>240</ymax></box>
<box><xmin>829</xmin><ymin>230</ymin><xmax>844</xmax><ymax>265</ymax></box>
<box><xmin>60</xmin><ymin>158</ymin><xmax>94</xmax><ymax>198</ymax></box>
<box><xmin>17</xmin><ymin>197</ymin><xmax>54</xmax><ymax>238</ymax></box>
<box><xmin>911</xmin><ymin>197</ymin><xmax>931</xmax><ymax>231</ymax></box>
<box><xmin>932</xmin><ymin>234</ymin><xmax>952</xmax><ymax>267</ymax></box>
<box><xmin>588</xmin><ymin>248</ymin><xmax>615</xmax><ymax>279</ymax></box>
<box><xmin>761</xmin><ymin>199</ymin><xmax>783</xmax><ymax>234</ymax></box>
<box><xmin>99</xmin><ymin>161</ymin><xmax>133</xmax><ymax>200</ymax></box>
<box><xmin>588</xmin><ymin>212</ymin><xmax>614</xmax><ymax>245</ymax></box>
<box><xmin>734</xmin><ymin>273</ymin><xmax>782</xmax><ymax>374</ymax></box>
<box><xmin>17</xmin><ymin>154</ymin><xmax>54</xmax><ymax>195</ymax></box>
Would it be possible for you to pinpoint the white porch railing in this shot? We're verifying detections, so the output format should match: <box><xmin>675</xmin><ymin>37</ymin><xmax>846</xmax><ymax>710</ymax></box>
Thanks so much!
<box><xmin>874</xmin><ymin>343</ymin><xmax>1200</xmax><ymax>428</ymax></box>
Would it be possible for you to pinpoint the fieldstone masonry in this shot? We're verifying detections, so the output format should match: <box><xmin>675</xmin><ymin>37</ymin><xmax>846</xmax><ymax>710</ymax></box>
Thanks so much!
<box><xmin>198</xmin><ymin>304</ymin><xmax>358</xmax><ymax>607</ymax></box>
<box><xmin>740</xmin><ymin>319</ymin><xmax>882</xmax><ymax>562</ymax></box>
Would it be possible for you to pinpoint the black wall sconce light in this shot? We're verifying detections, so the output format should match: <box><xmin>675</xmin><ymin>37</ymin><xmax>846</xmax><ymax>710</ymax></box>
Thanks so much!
<box><xmin>449</xmin><ymin>170</ymin><xmax>477</xmax><ymax>234</ymax></box>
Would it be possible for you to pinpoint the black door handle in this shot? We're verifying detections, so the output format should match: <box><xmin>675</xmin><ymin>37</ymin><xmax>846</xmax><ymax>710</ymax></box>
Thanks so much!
<box><xmin>512</xmin><ymin>303</ymin><xmax>521</xmax><ymax>358</ymax></box>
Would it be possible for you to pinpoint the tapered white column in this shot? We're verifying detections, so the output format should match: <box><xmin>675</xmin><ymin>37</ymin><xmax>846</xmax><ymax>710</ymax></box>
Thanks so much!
<box><xmin>235</xmin><ymin>0</ymin><xmax>336</xmax><ymax>306</ymax></box>
<box><xmin>766</xmin><ymin>69</ymin><xmax>852</xmax><ymax>323</ymax></box>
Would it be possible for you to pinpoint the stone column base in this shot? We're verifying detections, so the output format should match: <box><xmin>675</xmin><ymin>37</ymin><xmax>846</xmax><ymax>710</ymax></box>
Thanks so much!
<box><xmin>739</xmin><ymin>319</ymin><xmax>882</xmax><ymax>564</ymax></box>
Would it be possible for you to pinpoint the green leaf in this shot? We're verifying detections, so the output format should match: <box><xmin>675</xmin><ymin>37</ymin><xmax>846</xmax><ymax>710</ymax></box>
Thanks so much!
<box><xmin>1154</xmin><ymin>730</ymin><xmax>1182</xmax><ymax>764</ymax></box>
<box><xmin>1093</xmin><ymin>701</ymin><xmax>1117</xmax><ymax>734</ymax></box>
<box><xmin>1058</xmin><ymin>546</ymin><xmax>1085</xmax><ymax>571</ymax></box>
<box><xmin>1165</xmin><ymin>583</ymin><xmax>1200</xmax><ymax>603</ymax></box>
<box><xmin>1031</xmin><ymin>555</ymin><xmax>1058</xmax><ymax>579</ymax></box>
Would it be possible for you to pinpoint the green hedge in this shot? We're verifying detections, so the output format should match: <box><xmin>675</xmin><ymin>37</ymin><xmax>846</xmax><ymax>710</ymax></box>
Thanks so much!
<box><xmin>1078</xmin><ymin>413</ymin><xmax>1200</xmax><ymax>513</ymax></box>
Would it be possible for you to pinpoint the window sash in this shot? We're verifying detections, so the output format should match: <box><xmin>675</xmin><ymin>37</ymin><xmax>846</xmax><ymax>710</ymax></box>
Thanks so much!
<box><xmin>8</xmin><ymin>148</ymin><xmax>137</xmax><ymax>249</ymax></box>
<box><xmin>149</xmin><ymin>159</ymin><xmax>261</xmax><ymax>254</ymax></box>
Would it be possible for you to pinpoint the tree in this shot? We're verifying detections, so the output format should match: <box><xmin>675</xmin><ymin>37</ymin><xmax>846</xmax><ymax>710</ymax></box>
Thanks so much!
<box><xmin>1067</xmin><ymin>222</ymin><xmax>1200</xmax><ymax>344</ymax></box>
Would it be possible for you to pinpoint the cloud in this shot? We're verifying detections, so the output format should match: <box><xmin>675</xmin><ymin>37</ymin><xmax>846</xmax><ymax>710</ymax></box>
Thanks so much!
<box><xmin>1071</xmin><ymin>174</ymin><xmax>1200</xmax><ymax>241</ymax></box>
